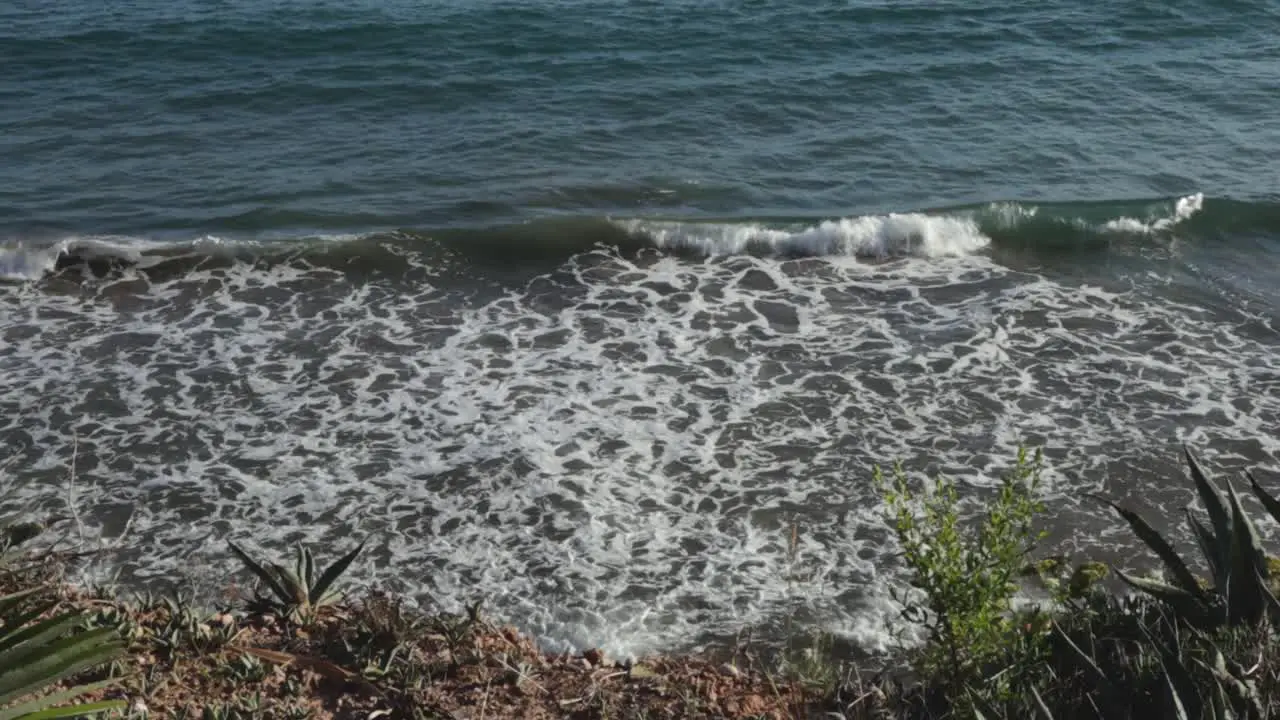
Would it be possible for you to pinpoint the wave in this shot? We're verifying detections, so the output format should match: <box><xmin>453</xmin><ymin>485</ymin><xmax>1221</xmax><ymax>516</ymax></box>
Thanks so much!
<box><xmin>8</xmin><ymin>193</ymin><xmax>1280</xmax><ymax>283</ymax></box>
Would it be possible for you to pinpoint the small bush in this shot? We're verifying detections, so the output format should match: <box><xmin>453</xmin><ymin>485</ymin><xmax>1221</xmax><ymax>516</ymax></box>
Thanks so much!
<box><xmin>879</xmin><ymin>448</ymin><xmax>1047</xmax><ymax>683</ymax></box>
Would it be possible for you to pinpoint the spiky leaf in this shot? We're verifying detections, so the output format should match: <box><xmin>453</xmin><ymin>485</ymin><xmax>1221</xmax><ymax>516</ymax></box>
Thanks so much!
<box><xmin>0</xmin><ymin>612</ymin><xmax>89</xmax><ymax>667</ymax></box>
<box><xmin>1196</xmin><ymin>649</ymin><xmax>1263</xmax><ymax>719</ymax></box>
<box><xmin>227</xmin><ymin>540</ymin><xmax>293</xmax><ymax>606</ymax></box>
<box><xmin>4</xmin><ymin>700</ymin><xmax>126</xmax><ymax>720</ymax></box>
<box><xmin>1224</xmin><ymin>476</ymin><xmax>1269</xmax><ymax>625</ymax></box>
<box><xmin>1163</xmin><ymin>670</ymin><xmax>1194</xmax><ymax>720</ymax></box>
<box><xmin>1050</xmin><ymin>619</ymin><xmax>1108</xmax><ymax>687</ymax></box>
<box><xmin>0</xmin><ymin>679</ymin><xmax>124</xmax><ymax>720</ymax></box>
<box><xmin>1187</xmin><ymin>510</ymin><xmax>1226</xmax><ymax>590</ymax></box>
<box><xmin>0</xmin><ymin>602</ymin><xmax>62</xmax><ymax>655</ymax></box>
<box><xmin>1114</xmin><ymin>569</ymin><xmax>1219</xmax><ymax>628</ymax></box>
<box><xmin>1247</xmin><ymin>471</ymin><xmax>1280</xmax><ymax>527</ymax></box>
<box><xmin>1028</xmin><ymin>685</ymin><xmax>1054</xmax><ymax>720</ymax></box>
<box><xmin>302</xmin><ymin>545</ymin><xmax>316</xmax><ymax>591</ymax></box>
<box><xmin>1258</xmin><ymin>567</ymin><xmax>1280</xmax><ymax>627</ymax></box>
<box><xmin>0</xmin><ymin>589</ymin><xmax>42</xmax><ymax>618</ymax></box>
<box><xmin>0</xmin><ymin>624</ymin><xmax>123</xmax><ymax>712</ymax></box>
<box><xmin>1186</xmin><ymin>448</ymin><xmax>1231</xmax><ymax>547</ymax></box>
<box><xmin>308</xmin><ymin>537</ymin><xmax>366</xmax><ymax>606</ymax></box>
<box><xmin>269</xmin><ymin>562</ymin><xmax>307</xmax><ymax>606</ymax></box>
<box><xmin>1154</xmin><ymin>627</ymin><xmax>1202</xmax><ymax>720</ymax></box>
<box><xmin>1093</xmin><ymin>494</ymin><xmax>1204</xmax><ymax>598</ymax></box>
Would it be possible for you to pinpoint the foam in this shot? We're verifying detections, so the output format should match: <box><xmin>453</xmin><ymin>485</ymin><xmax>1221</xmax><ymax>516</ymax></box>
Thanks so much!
<box><xmin>1</xmin><ymin>230</ymin><xmax>1277</xmax><ymax>659</ymax></box>
<box><xmin>0</xmin><ymin>194</ymin><xmax>1221</xmax><ymax>289</ymax></box>
<box><xmin>618</xmin><ymin>213</ymin><xmax>991</xmax><ymax>259</ymax></box>
<box><xmin>1102</xmin><ymin>192</ymin><xmax>1204</xmax><ymax>233</ymax></box>
<box><xmin>0</xmin><ymin>246</ymin><xmax>56</xmax><ymax>282</ymax></box>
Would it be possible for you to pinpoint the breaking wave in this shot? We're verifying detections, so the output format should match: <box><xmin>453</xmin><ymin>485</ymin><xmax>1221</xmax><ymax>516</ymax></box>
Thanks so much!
<box><xmin>7</xmin><ymin>192</ymin><xmax>1277</xmax><ymax>284</ymax></box>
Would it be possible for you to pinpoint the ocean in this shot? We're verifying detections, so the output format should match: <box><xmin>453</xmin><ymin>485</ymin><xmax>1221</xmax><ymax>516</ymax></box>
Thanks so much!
<box><xmin>2</xmin><ymin>0</ymin><xmax>1279</xmax><ymax>659</ymax></box>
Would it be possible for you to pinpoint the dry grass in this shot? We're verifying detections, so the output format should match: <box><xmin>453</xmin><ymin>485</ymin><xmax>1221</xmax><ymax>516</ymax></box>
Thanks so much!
<box><xmin>1</xmin><ymin>560</ymin><xmax>845</xmax><ymax>719</ymax></box>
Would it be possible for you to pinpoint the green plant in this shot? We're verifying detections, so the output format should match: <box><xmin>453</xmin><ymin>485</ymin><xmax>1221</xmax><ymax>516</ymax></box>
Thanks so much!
<box><xmin>1066</xmin><ymin>561</ymin><xmax>1110</xmax><ymax>601</ymax></box>
<box><xmin>1161</xmin><ymin>642</ymin><xmax>1265</xmax><ymax>720</ymax></box>
<box><xmin>0</xmin><ymin>587</ymin><xmax>126</xmax><ymax>719</ymax></box>
<box><xmin>219</xmin><ymin>654</ymin><xmax>269</xmax><ymax>684</ymax></box>
<box><xmin>1096</xmin><ymin>447</ymin><xmax>1280</xmax><ymax>631</ymax></box>
<box><xmin>1023</xmin><ymin>558</ymin><xmax>1111</xmax><ymax>608</ymax></box>
<box><xmin>427</xmin><ymin>600</ymin><xmax>485</xmax><ymax>668</ymax></box>
<box><xmin>144</xmin><ymin>592</ymin><xmax>237</xmax><ymax>658</ymax></box>
<box><xmin>775</xmin><ymin>628</ymin><xmax>843</xmax><ymax>692</ymax></box>
<box><xmin>879</xmin><ymin>447</ymin><xmax>1048</xmax><ymax>681</ymax></box>
<box><xmin>226</xmin><ymin>538</ymin><xmax>365</xmax><ymax>623</ymax></box>
<box><xmin>277</xmin><ymin>705</ymin><xmax>311</xmax><ymax>720</ymax></box>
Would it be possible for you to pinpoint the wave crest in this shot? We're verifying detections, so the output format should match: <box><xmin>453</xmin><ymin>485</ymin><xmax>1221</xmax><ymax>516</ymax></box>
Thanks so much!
<box><xmin>0</xmin><ymin>193</ymin><xmax>1244</xmax><ymax>283</ymax></box>
<box><xmin>618</xmin><ymin>212</ymin><xmax>991</xmax><ymax>259</ymax></box>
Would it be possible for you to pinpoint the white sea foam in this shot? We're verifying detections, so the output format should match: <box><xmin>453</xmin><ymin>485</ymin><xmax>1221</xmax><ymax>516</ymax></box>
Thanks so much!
<box><xmin>1103</xmin><ymin>192</ymin><xmax>1204</xmax><ymax>233</ymax></box>
<box><xmin>619</xmin><ymin>213</ymin><xmax>992</xmax><ymax>259</ymax></box>
<box><xmin>1</xmin><ymin>208</ymin><xmax>1276</xmax><ymax>659</ymax></box>
<box><xmin>0</xmin><ymin>246</ymin><xmax>57</xmax><ymax>281</ymax></box>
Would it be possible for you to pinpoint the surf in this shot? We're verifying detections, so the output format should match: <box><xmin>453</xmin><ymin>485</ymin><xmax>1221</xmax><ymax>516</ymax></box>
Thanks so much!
<box><xmin>10</xmin><ymin>192</ymin><xmax>1276</xmax><ymax>284</ymax></box>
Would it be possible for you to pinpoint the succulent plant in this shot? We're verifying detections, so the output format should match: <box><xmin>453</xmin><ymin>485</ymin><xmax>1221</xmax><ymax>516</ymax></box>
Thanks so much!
<box><xmin>0</xmin><ymin>512</ymin><xmax>126</xmax><ymax>720</ymax></box>
<box><xmin>227</xmin><ymin>538</ymin><xmax>366</xmax><ymax>621</ymax></box>
<box><xmin>0</xmin><ymin>587</ymin><xmax>125</xmax><ymax>720</ymax></box>
<box><xmin>1095</xmin><ymin>447</ymin><xmax>1280</xmax><ymax>631</ymax></box>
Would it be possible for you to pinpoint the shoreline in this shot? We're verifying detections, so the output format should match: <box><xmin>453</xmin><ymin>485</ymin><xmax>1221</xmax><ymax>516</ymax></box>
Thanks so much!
<box><xmin>3</xmin><ymin>547</ymin><xmax>844</xmax><ymax>719</ymax></box>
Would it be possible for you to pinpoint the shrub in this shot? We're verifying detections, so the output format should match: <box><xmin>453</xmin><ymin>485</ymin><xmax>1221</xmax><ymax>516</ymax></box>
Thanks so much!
<box><xmin>879</xmin><ymin>447</ymin><xmax>1047</xmax><ymax>682</ymax></box>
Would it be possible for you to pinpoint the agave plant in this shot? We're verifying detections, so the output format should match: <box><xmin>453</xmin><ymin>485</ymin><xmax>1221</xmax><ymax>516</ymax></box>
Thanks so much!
<box><xmin>1095</xmin><ymin>447</ymin><xmax>1280</xmax><ymax>630</ymax></box>
<box><xmin>0</xmin><ymin>588</ymin><xmax>126</xmax><ymax>719</ymax></box>
<box><xmin>0</xmin><ymin>515</ymin><xmax>125</xmax><ymax>719</ymax></box>
<box><xmin>227</xmin><ymin>538</ymin><xmax>366</xmax><ymax>621</ymax></box>
<box><xmin>0</xmin><ymin>511</ymin><xmax>126</xmax><ymax>720</ymax></box>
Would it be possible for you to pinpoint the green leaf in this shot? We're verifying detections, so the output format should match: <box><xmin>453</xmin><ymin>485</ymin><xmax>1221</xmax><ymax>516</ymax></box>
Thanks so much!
<box><xmin>0</xmin><ymin>612</ymin><xmax>91</xmax><ymax>667</ymax></box>
<box><xmin>3</xmin><ymin>699</ymin><xmax>125</xmax><ymax>720</ymax></box>
<box><xmin>227</xmin><ymin>540</ymin><xmax>292</xmax><ymax>606</ymax></box>
<box><xmin>1163</xmin><ymin>670</ymin><xmax>1194</xmax><ymax>720</ymax></box>
<box><xmin>0</xmin><ymin>602</ymin><xmax>62</xmax><ymax>655</ymax></box>
<box><xmin>1113</xmin><ymin>569</ymin><xmax>1217</xmax><ymax>628</ymax></box>
<box><xmin>1247</xmin><ymin>470</ymin><xmax>1280</xmax><ymax>527</ymax></box>
<box><xmin>1050</xmin><ymin>619</ymin><xmax>1108</xmax><ymax>687</ymax></box>
<box><xmin>1092</xmin><ymin>494</ymin><xmax>1204</xmax><ymax>598</ymax></box>
<box><xmin>0</xmin><ymin>588</ymin><xmax>42</xmax><ymax>612</ymax></box>
<box><xmin>1155</xmin><ymin>632</ymin><xmax>1202</xmax><ymax>720</ymax></box>
<box><xmin>1187</xmin><ymin>510</ymin><xmax>1226</xmax><ymax>590</ymax></box>
<box><xmin>1028</xmin><ymin>685</ymin><xmax>1054</xmax><ymax>720</ymax></box>
<box><xmin>0</xmin><ymin>678</ymin><xmax>123</xmax><ymax>720</ymax></box>
<box><xmin>302</xmin><ymin>545</ymin><xmax>316</xmax><ymax>592</ymax></box>
<box><xmin>1208</xmin><ymin>680</ymin><xmax>1230</xmax><ymax>720</ymax></box>
<box><xmin>0</xmin><ymin>626</ymin><xmax>123</xmax><ymax>708</ymax></box>
<box><xmin>1195</xmin><ymin>650</ymin><xmax>1260</xmax><ymax>717</ymax></box>
<box><xmin>270</xmin><ymin>562</ymin><xmax>306</xmax><ymax>606</ymax></box>
<box><xmin>1224</xmin><ymin>475</ymin><xmax>1268</xmax><ymax>625</ymax></box>
<box><xmin>308</xmin><ymin>537</ymin><xmax>366</xmax><ymax>606</ymax></box>
<box><xmin>0</xmin><ymin>590</ymin><xmax>46</xmax><ymax>630</ymax></box>
<box><xmin>1258</xmin><ymin>567</ymin><xmax>1280</xmax><ymax>627</ymax></box>
<box><xmin>966</xmin><ymin>688</ymin><xmax>1000</xmax><ymax>720</ymax></box>
<box><xmin>1186</xmin><ymin>448</ymin><xmax>1231</xmax><ymax>547</ymax></box>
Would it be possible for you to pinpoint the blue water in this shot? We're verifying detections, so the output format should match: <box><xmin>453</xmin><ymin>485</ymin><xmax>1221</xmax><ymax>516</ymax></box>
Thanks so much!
<box><xmin>3</xmin><ymin>1</ymin><xmax>1280</xmax><ymax>657</ymax></box>
<box><xmin>4</xmin><ymin>0</ymin><xmax>1279</xmax><ymax>234</ymax></box>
